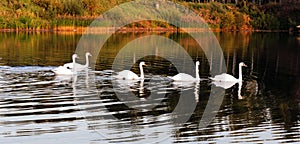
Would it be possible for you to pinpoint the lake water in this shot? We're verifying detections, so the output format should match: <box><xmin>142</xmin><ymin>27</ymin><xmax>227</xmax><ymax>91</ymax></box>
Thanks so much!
<box><xmin>0</xmin><ymin>32</ymin><xmax>299</xmax><ymax>143</ymax></box>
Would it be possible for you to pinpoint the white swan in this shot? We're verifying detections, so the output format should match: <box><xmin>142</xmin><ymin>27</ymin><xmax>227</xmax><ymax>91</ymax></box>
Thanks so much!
<box><xmin>210</xmin><ymin>62</ymin><xmax>247</xmax><ymax>82</ymax></box>
<box><xmin>115</xmin><ymin>61</ymin><xmax>146</xmax><ymax>80</ymax></box>
<box><xmin>52</xmin><ymin>54</ymin><xmax>78</xmax><ymax>75</ymax></box>
<box><xmin>212</xmin><ymin>81</ymin><xmax>237</xmax><ymax>89</ymax></box>
<box><xmin>64</xmin><ymin>52</ymin><xmax>92</xmax><ymax>70</ymax></box>
<box><xmin>169</xmin><ymin>61</ymin><xmax>200</xmax><ymax>82</ymax></box>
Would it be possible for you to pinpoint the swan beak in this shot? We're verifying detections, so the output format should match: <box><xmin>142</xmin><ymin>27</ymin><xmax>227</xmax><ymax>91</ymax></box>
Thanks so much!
<box><xmin>243</xmin><ymin>64</ymin><xmax>247</xmax><ymax>67</ymax></box>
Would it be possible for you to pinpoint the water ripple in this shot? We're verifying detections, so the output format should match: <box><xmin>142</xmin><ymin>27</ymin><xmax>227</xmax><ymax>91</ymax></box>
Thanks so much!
<box><xmin>0</xmin><ymin>66</ymin><xmax>299</xmax><ymax>143</ymax></box>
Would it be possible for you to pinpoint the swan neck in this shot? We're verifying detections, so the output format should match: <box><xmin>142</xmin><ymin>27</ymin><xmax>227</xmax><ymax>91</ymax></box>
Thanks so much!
<box><xmin>72</xmin><ymin>56</ymin><xmax>76</xmax><ymax>72</ymax></box>
<box><xmin>238</xmin><ymin>64</ymin><xmax>242</xmax><ymax>81</ymax></box>
<box><xmin>238</xmin><ymin>81</ymin><xmax>242</xmax><ymax>99</ymax></box>
<box><xmin>196</xmin><ymin>63</ymin><xmax>200</xmax><ymax>80</ymax></box>
<box><xmin>139</xmin><ymin>64</ymin><xmax>144</xmax><ymax>79</ymax></box>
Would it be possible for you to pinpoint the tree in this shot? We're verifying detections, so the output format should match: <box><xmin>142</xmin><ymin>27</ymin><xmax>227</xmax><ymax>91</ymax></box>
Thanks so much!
<box><xmin>82</xmin><ymin>0</ymin><xmax>100</xmax><ymax>16</ymax></box>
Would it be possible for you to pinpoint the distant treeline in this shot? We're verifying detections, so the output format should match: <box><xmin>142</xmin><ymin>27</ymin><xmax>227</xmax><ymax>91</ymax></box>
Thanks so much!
<box><xmin>177</xmin><ymin>0</ymin><xmax>291</xmax><ymax>5</ymax></box>
<box><xmin>0</xmin><ymin>0</ymin><xmax>299</xmax><ymax>31</ymax></box>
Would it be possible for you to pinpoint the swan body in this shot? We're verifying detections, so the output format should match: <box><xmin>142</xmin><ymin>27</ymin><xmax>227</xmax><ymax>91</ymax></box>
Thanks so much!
<box><xmin>115</xmin><ymin>62</ymin><xmax>146</xmax><ymax>80</ymax></box>
<box><xmin>64</xmin><ymin>52</ymin><xmax>91</xmax><ymax>70</ymax></box>
<box><xmin>212</xmin><ymin>81</ymin><xmax>237</xmax><ymax>89</ymax></box>
<box><xmin>210</xmin><ymin>62</ymin><xmax>247</xmax><ymax>82</ymax></box>
<box><xmin>116</xmin><ymin>70</ymin><xmax>140</xmax><ymax>80</ymax></box>
<box><xmin>170</xmin><ymin>73</ymin><xmax>196</xmax><ymax>81</ymax></box>
<box><xmin>52</xmin><ymin>54</ymin><xmax>78</xmax><ymax>75</ymax></box>
<box><xmin>52</xmin><ymin>66</ymin><xmax>73</xmax><ymax>75</ymax></box>
<box><xmin>169</xmin><ymin>61</ymin><xmax>200</xmax><ymax>82</ymax></box>
<box><xmin>211</xmin><ymin>73</ymin><xmax>238</xmax><ymax>82</ymax></box>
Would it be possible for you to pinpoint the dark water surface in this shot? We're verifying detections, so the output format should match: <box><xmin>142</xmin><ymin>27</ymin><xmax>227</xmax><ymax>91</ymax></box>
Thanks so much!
<box><xmin>0</xmin><ymin>32</ymin><xmax>299</xmax><ymax>143</ymax></box>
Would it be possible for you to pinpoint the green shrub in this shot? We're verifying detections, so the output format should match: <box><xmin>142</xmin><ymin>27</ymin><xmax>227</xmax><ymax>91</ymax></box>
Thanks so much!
<box><xmin>265</xmin><ymin>14</ymin><xmax>280</xmax><ymax>30</ymax></box>
<box><xmin>250</xmin><ymin>13</ymin><xmax>279</xmax><ymax>30</ymax></box>
<box><xmin>0</xmin><ymin>16</ymin><xmax>4</xmax><ymax>28</ymax></box>
<box><xmin>234</xmin><ymin>12</ymin><xmax>244</xmax><ymax>29</ymax></box>
<box><xmin>63</xmin><ymin>0</ymin><xmax>84</xmax><ymax>15</ymax></box>
<box><xmin>221</xmin><ymin>12</ymin><xmax>235</xmax><ymax>29</ymax></box>
<box><xmin>0</xmin><ymin>0</ymin><xmax>295</xmax><ymax>30</ymax></box>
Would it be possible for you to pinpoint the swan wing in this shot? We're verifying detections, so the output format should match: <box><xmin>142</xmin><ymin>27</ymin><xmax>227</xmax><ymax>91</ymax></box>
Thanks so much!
<box><xmin>52</xmin><ymin>66</ymin><xmax>73</xmax><ymax>75</ymax></box>
<box><xmin>63</xmin><ymin>63</ymin><xmax>73</xmax><ymax>68</ymax></box>
<box><xmin>115</xmin><ymin>70</ymin><xmax>139</xmax><ymax>80</ymax></box>
<box><xmin>210</xmin><ymin>73</ymin><xmax>237</xmax><ymax>82</ymax></box>
<box><xmin>74</xmin><ymin>63</ymin><xmax>86</xmax><ymax>69</ymax></box>
<box><xmin>171</xmin><ymin>73</ymin><xmax>195</xmax><ymax>81</ymax></box>
<box><xmin>172</xmin><ymin>81</ymin><xmax>195</xmax><ymax>87</ymax></box>
<box><xmin>52</xmin><ymin>66</ymin><xmax>65</xmax><ymax>72</ymax></box>
<box><xmin>63</xmin><ymin>63</ymin><xmax>86</xmax><ymax>69</ymax></box>
<box><xmin>212</xmin><ymin>81</ymin><xmax>237</xmax><ymax>89</ymax></box>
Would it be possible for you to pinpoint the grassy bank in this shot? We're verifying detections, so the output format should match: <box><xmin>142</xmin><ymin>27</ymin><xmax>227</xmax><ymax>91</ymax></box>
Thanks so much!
<box><xmin>0</xmin><ymin>0</ymin><xmax>299</xmax><ymax>31</ymax></box>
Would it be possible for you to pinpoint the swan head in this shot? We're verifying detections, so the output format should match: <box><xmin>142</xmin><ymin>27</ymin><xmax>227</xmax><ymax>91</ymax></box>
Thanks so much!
<box><xmin>196</xmin><ymin>61</ymin><xmax>200</xmax><ymax>66</ymax></box>
<box><xmin>139</xmin><ymin>61</ymin><xmax>146</xmax><ymax>66</ymax></box>
<box><xmin>86</xmin><ymin>52</ymin><xmax>92</xmax><ymax>57</ymax></box>
<box><xmin>239</xmin><ymin>62</ymin><xmax>247</xmax><ymax>67</ymax></box>
<box><xmin>72</xmin><ymin>54</ymin><xmax>79</xmax><ymax>59</ymax></box>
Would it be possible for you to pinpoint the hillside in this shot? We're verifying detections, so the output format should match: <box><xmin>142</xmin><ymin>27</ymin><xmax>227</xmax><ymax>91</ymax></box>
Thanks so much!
<box><xmin>0</xmin><ymin>0</ymin><xmax>299</xmax><ymax>31</ymax></box>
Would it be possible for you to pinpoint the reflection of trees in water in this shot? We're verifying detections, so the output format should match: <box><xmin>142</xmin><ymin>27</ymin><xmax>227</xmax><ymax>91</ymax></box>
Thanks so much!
<box><xmin>221</xmin><ymin>33</ymin><xmax>299</xmax><ymax>136</ymax></box>
<box><xmin>91</xmin><ymin>32</ymin><xmax>299</xmax><ymax>140</ymax></box>
<box><xmin>249</xmin><ymin>33</ymin><xmax>299</xmax><ymax>132</ymax></box>
<box><xmin>97</xmin><ymin>80</ymin><xmax>179</xmax><ymax>122</ymax></box>
<box><xmin>173</xmin><ymin>33</ymin><xmax>299</xmax><ymax>140</ymax></box>
<box><xmin>0</xmin><ymin>33</ymin><xmax>81</xmax><ymax>66</ymax></box>
<box><xmin>296</xmin><ymin>77</ymin><xmax>300</xmax><ymax>102</ymax></box>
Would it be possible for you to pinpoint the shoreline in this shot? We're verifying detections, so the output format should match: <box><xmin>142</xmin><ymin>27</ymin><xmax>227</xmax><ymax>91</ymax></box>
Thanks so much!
<box><xmin>0</xmin><ymin>26</ymin><xmax>290</xmax><ymax>34</ymax></box>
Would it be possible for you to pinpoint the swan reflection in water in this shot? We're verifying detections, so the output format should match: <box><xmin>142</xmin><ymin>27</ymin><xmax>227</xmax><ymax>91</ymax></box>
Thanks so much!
<box><xmin>113</xmin><ymin>74</ymin><xmax>200</xmax><ymax>104</ymax></box>
<box><xmin>211</xmin><ymin>81</ymin><xmax>245</xmax><ymax>99</ymax></box>
<box><xmin>194</xmin><ymin>82</ymin><xmax>200</xmax><ymax>102</ymax></box>
<box><xmin>114</xmin><ymin>76</ymin><xmax>164</xmax><ymax>98</ymax></box>
<box><xmin>114</xmin><ymin>79</ymin><xmax>141</xmax><ymax>92</ymax></box>
<box><xmin>211</xmin><ymin>79</ymin><xmax>258</xmax><ymax>100</ymax></box>
<box><xmin>239</xmin><ymin>79</ymin><xmax>259</xmax><ymax>99</ymax></box>
<box><xmin>85</xmin><ymin>69</ymin><xmax>90</xmax><ymax>89</ymax></box>
<box><xmin>138</xmin><ymin>79</ymin><xmax>145</xmax><ymax>97</ymax></box>
<box><xmin>171</xmin><ymin>80</ymin><xmax>200</xmax><ymax>103</ymax></box>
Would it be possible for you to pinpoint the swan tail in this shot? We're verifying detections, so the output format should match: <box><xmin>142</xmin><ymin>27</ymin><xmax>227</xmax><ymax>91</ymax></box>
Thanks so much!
<box><xmin>208</xmin><ymin>77</ymin><xmax>215</xmax><ymax>81</ymax></box>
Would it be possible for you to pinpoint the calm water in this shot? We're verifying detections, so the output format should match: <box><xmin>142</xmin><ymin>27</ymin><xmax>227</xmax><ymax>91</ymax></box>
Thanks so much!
<box><xmin>0</xmin><ymin>32</ymin><xmax>299</xmax><ymax>143</ymax></box>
